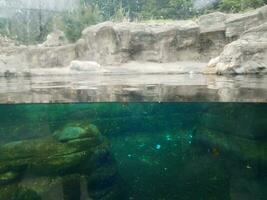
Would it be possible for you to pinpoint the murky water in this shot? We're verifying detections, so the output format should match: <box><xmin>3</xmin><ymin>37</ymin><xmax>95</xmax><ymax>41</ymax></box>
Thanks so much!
<box><xmin>0</xmin><ymin>103</ymin><xmax>266</xmax><ymax>200</ymax></box>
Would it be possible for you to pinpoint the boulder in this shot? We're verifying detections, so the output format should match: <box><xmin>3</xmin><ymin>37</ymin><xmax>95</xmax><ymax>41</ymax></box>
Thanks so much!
<box><xmin>204</xmin><ymin>22</ymin><xmax>267</xmax><ymax>74</ymax></box>
<box><xmin>69</xmin><ymin>60</ymin><xmax>101</xmax><ymax>72</ymax></box>
<box><xmin>198</xmin><ymin>12</ymin><xmax>228</xmax><ymax>33</ymax></box>
<box><xmin>225</xmin><ymin>6</ymin><xmax>267</xmax><ymax>39</ymax></box>
<box><xmin>0</xmin><ymin>123</ymin><xmax>122</xmax><ymax>200</ymax></box>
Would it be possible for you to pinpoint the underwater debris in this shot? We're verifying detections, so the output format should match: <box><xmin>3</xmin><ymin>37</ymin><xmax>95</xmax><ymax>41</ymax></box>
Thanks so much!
<box><xmin>156</xmin><ymin>144</ymin><xmax>161</xmax><ymax>150</ymax></box>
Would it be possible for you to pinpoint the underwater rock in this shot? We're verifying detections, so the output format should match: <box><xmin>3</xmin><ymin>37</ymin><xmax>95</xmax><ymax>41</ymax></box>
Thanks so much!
<box><xmin>0</xmin><ymin>185</ymin><xmax>42</xmax><ymax>200</ymax></box>
<box><xmin>195</xmin><ymin>128</ymin><xmax>267</xmax><ymax>166</ymax></box>
<box><xmin>198</xmin><ymin>104</ymin><xmax>267</xmax><ymax>139</ymax></box>
<box><xmin>0</xmin><ymin>171</ymin><xmax>20</xmax><ymax>185</ymax></box>
<box><xmin>0</xmin><ymin>123</ymin><xmax>122</xmax><ymax>200</ymax></box>
<box><xmin>53</xmin><ymin>123</ymin><xmax>100</xmax><ymax>142</ymax></box>
<box><xmin>195</xmin><ymin>104</ymin><xmax>267</xmax><ymax>168</ymax></box>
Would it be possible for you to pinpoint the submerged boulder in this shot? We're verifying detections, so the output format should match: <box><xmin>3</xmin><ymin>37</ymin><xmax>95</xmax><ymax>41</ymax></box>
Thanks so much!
<box><xmin>0</xmin><ymin>123</ymin><xmax>122</xmax><ymax>200</ymax></box>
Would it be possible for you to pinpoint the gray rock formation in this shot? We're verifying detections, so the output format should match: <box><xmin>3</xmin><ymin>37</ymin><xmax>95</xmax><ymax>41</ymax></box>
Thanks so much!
<box><xmin>80</xmin><ymin>6</ymin><xmax>267</xmax><ymax>67</ymax></box>
<box><xmin>225</xmin><ymin>6</ymin><xmax>267</xmax><ymax>39</ymax></box>
<box><xmin>79</xmin><ymin>21</ymin><xmax>201</xmax><ymax>65</ymax></box>
<box><xmin>0</xmin><ymin>5</ymin><xmax>267</xmax><ymax>75</ymax></box>
<box><xmin>0</xmin><ymin>44</ymin><xmax>77</xmax><ymax>76</ymax></box>
<box><xmin>198</xmin><ymin>12</ymin><xmax>230</xmax><ymax>61</ymax></box>
<box><xmin>205</xmin><ymin>22</ymin><xmax>267</xmax><ymax>74</ymax></box>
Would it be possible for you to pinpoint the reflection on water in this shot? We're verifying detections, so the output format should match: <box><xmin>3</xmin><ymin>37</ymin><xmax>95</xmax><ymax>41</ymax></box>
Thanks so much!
<box><xmin>0</xmin><ymin>103</ymin><xmax>266</xmax><ymax>200</ymax></box>
<box><xmin>0</xmin><ymin>74</ymin><xmax>267</xmax><ymax>103</ymax></box>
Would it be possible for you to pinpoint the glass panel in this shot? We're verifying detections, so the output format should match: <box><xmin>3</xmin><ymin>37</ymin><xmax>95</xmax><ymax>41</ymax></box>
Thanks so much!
<box><xmin>1</xmin><ymin>1</ymin><xmax>267</xmax><ymax>199</ymax></box>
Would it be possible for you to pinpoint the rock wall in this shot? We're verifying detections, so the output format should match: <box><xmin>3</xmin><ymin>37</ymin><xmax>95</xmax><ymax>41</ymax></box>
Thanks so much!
<box><xmin>79</xmin><ymin>21</ymin><xmax>202</xmax><ymax>65</ymax></box>
<box><xmin>205</xmin><ymin>22</ymin><xmax>267</xmax><ymax>74</ymax></box>
<box><xmin>204</xmin><ymin>6</ymin><xmax>267</xmax><ymax>74</ymax></box>
<box><xmin>78</xmin><ymin>5</ymin><xmax>267</xmax><ymax>66</ymax></box>
<box><xmin>0</xmin><ymin>5</ymin><xmax>267</xmax><ymax>75</ymax></box>
<box><xmin>78</xmin><ymin>19</ymin><xmax>230</xmax><ymax>65</ymax></box>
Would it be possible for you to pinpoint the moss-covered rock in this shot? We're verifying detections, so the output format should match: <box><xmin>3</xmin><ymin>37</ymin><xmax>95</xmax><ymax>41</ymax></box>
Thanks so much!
<box><xmin>53</xmin><ymin>123</ymin><xmax>100</xmax><ymax>142</ymax></box>
<box><xmin>0</xmin><ymin>185</ymin><xmax>42</xmax><ymax>200</ymax></box>
<box><xmin>0</xmin><ymin>171</ymin><xmax>20</xmax><ymax>185</ymax></box>
<box><xmin>0</xmin><ymin>123</ymin><xmax>122</xmax><ymax>200</ymax></box>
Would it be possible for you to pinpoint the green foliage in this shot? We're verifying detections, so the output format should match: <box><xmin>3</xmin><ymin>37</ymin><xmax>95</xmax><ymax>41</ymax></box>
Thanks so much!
<box><xmin>0</xmin><ymin>11</ymin><xmax>53</xmax><ymax>45</ymax></box>
<box><xmin>117</xmin><ymin>0</ymin><xmax>196</xmax><ymax>20</ymax></box>
<box><xmin>168</xmin><ymin>0</ymin><xmax>196</xmax><ymax>19</ymax></box>
<box><xmin>54</xmin><ymin>6</ymin><xmax>103</xmax><ymax>42</ymax></box>
<box><xmin>113</xmin><ymin>4</ymin><xmax>129</xmax><ymax>22</ymax></box>
<box><xmin>0</xmin><ymin>18</ymin><xmax>9</xmax><ymax>36</ymax></box>
<box><xmin>219</xmin><ymin>0</ymin><xmax>265</xmax><ymax>12</ymax></box>
<box><xmin>88</xmin><ymin>0</ymin><xmax>122</xmax><ymax>20</ymax></box>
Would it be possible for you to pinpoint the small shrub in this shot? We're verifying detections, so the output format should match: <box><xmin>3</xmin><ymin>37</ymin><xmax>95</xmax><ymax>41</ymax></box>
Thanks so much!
<box><xmin>54</xmin><ymin>6</ymin><xmax>103</xmax><ymax>42</ymax></box>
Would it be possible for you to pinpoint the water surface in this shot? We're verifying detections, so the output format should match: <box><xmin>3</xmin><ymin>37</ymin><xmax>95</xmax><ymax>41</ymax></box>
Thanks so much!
<box><xmin>1</xmin><ymin>74</ymin><xmax>267</xmax><ymax>103</ymax></box>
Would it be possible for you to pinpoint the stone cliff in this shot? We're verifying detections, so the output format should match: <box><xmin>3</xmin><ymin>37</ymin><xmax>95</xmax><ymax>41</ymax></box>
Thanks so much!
<box><xmin>205</xmin><ymin>22</ymin><xmax>267</xmax><ymax>74</ymax></box>
<box><xmin>0</xmin><ymin>5</ymin><xmax>267</xmax><ymax>75</ymax></box>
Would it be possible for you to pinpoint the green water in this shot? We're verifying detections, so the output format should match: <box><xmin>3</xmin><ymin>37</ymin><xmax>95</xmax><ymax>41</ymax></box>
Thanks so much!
<box><xmin>0</xmin><ymin>103</ymin><xmax>266</xmax><ymax>200</ymax></box>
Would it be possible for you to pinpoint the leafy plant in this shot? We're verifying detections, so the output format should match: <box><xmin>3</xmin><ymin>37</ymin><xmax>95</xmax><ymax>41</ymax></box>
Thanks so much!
<box><xmin>54</xmin><ymin>5</ymin><xmax>103</xmax><ymax>42</ymax></box>
<box><xmin>219</xmin><ymin>0</ymin><xmax>265</xmax><ymax>12</ymax></box>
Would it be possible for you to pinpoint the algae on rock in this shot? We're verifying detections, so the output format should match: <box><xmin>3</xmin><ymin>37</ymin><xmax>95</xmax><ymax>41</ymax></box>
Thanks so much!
<box><xmin>0</xmin><ymin>122</ymin><xmax>122</xmax><ymax>200</ymax></box>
